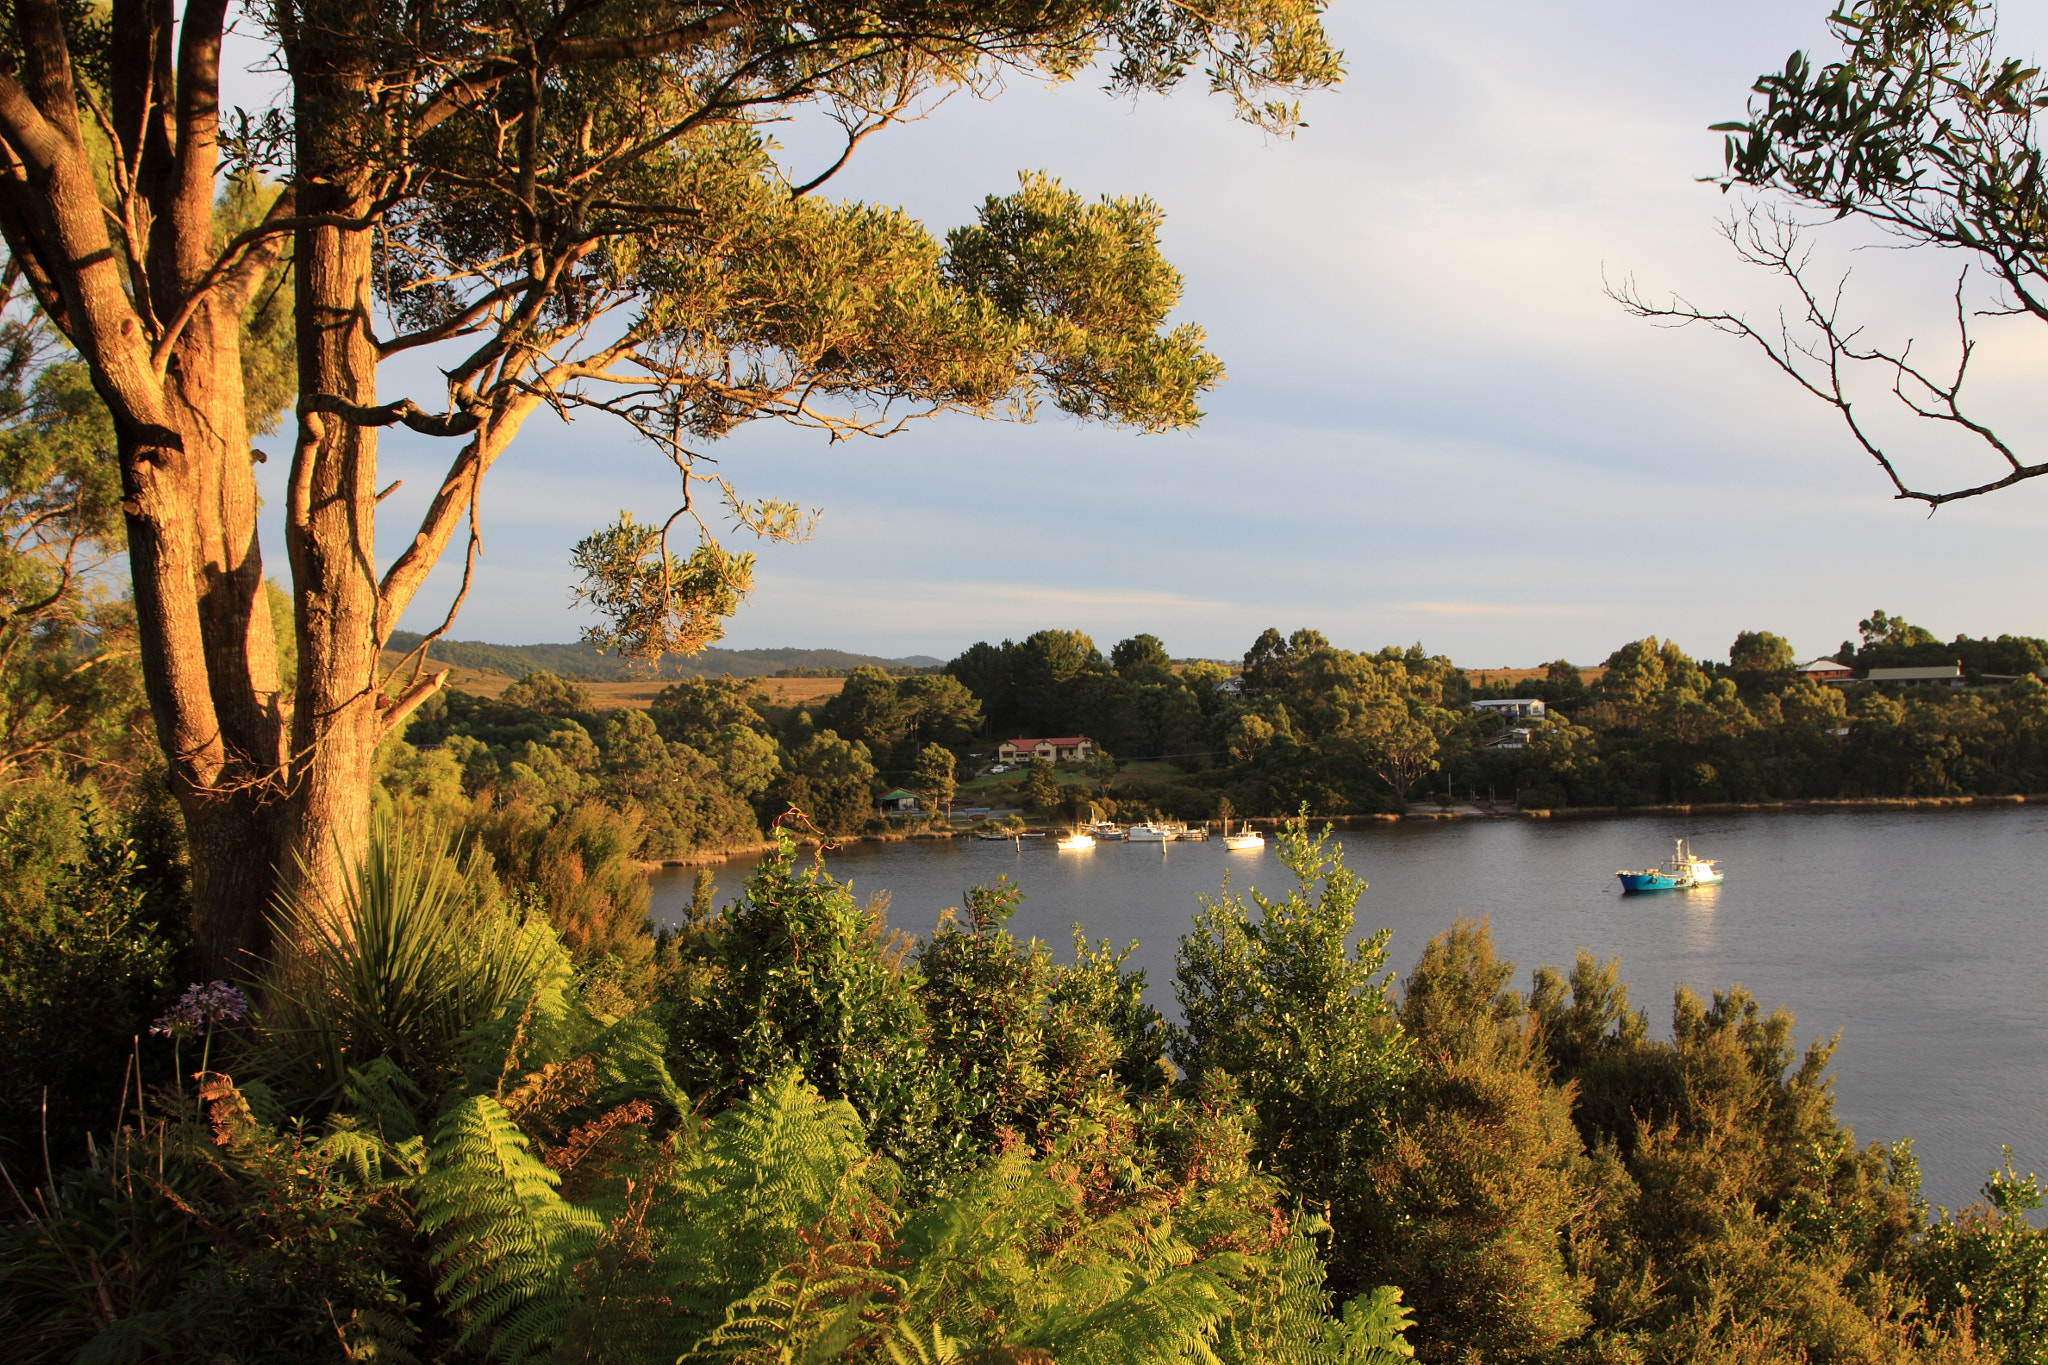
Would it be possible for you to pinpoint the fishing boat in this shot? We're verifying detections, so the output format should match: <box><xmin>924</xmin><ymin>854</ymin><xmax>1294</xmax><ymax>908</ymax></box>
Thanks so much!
<box><xmin>1616</xmin><ymin>839</ymin><xmax>1723</xmax><ymax>892</ymax></box>
<box><xmin>1088</xmin><ymin>822</ymin><xmax>1126</xmax><ymax>841</ymax></box>
<box><xmin>1057</xmin><ymin>831</ymin><xmax>1096</xmax><ymax>851</ymax></box>
<box><xmin>1222</xmin><ymin>816</ymin><xmax>1264</xmax><ymax>851</ymax></box>
<box><xmin>1125</xmin><ymin>822</ymin><xmax>1177</xmax><ymax>843</ymax></box>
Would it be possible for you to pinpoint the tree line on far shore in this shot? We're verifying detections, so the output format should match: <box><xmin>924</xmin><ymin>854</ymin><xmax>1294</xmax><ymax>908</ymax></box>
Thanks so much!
<box><xmin>928</xmin><ymin>612</ymin><xmax>2048</xmax><ymax>820</ymax></box>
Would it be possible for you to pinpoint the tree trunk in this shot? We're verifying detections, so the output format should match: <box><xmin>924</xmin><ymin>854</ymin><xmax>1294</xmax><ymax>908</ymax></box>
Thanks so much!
<box><xmin>276</xmin><ymin>13</ymin><xmax>388</xmax><ymax>929</ymax></box>
<box><xmin>150</xmin><ymin>292</ymin><xmax>293</xmax><ymax>976</ymax></box>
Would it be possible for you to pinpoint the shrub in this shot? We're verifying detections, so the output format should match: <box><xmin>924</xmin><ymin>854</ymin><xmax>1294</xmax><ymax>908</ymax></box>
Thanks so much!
<box><xmin>0</xmin><ymin>802</ymin><xmax>185</xmax><ymax>1168</ymax></box>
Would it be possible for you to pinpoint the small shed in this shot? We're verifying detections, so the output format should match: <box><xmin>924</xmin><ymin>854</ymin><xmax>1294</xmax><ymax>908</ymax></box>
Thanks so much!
<box><xmin>878</xmin><ymin>787</ymin><xmax>920</xmax><ymax>813</ymax></box>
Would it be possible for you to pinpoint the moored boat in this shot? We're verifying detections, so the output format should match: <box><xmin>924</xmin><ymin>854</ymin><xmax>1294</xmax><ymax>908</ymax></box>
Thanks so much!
<box><xmin>1125</xmin><ymin>822</ymin><xmax>1177</xmax><ymax>842</ymax></box>
<box><xmin>1221</xmin><ymin>815</ymin><xmax>1264</xmax><ymax>850</ymax></box>
<box><xmin>1617</xmin><ymin>839</ymin><xmax>1723</xmax><ymax>892</ymax></box>
<box><xmin>1057</xmin><ymin>831</ymin><xmax>1095</xmax><ymax>851</ymax></box>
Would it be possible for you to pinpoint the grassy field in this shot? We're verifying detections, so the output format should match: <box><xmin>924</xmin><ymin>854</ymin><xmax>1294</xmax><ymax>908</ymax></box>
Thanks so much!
<box><xmin>1463</xmin><ymin>665</ymin><xmax>1606</xmax><ymax>690</ymax></box>
<box><xmin>378</xmin><ymin>653</ymin><xmax>848</xmax><ymax>711</ymax></box>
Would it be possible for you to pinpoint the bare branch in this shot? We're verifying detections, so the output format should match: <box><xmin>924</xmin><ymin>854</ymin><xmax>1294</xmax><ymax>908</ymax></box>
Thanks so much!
<box><xmin>1610</xmin><ymin>205</ymin><xmax>2048</xmax><ymax>507</ymax></box>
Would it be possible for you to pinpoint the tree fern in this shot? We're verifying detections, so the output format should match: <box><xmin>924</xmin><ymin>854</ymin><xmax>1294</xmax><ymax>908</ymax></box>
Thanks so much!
<box><xmin>417</xmin><ymin>1093</ymin><xmax>602</xmax><ymax>1360</ymax></box>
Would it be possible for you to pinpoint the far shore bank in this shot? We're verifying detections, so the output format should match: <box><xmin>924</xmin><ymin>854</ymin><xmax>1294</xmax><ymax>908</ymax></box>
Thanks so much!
<box><xmin>636</xmin><ymin>793</ymin><xmax>2043</xmax><ymax>873</ymax></box>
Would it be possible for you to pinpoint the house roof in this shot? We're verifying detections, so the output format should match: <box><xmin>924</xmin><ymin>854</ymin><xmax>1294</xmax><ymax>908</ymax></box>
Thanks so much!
<box><xmin>1799</xmin><ymin>659</ymin><xmax>1852</xmax><ymax>672</ymax></box>
<box><xmin>878</xmin><ymin>787</ymin><xmax>918</xmax><ymax>800</ymax></box>
<box><xmin>1002</xmin><ymin>736</ymin><xmax>1092</xmax><ymax>748</ymax></box>
<box><xmin>1867</xmin><ymin>665</ymin><xmax>1963</xmax><ymax>680</ymax></box>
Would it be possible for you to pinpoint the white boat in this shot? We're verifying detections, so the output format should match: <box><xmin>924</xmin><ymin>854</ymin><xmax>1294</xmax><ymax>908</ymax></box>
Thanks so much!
<box><xmin>1057</xmin><ymin>831</ymin><xmax>1096</xmax><ymax>851</ymax></box>
<box><xmin>1222</xmin><ymin>817</ymin><xmax>1264</xmax><ymax>851</ymax></box>
<box><xmin>1125</xmin><ymin>823</ymin><xmax>1176</xmax><ymax>842</ymax></box>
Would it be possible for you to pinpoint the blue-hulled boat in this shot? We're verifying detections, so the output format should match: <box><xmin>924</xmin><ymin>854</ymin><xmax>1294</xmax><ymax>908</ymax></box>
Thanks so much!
<box><xmin>1617</xmin><ymin>839</ymin><xmax>1723</xmax><ymax>893</ymax></box>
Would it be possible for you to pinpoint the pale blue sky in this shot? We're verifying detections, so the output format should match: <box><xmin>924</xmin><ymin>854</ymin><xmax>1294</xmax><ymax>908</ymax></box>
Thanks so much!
<box><xmin>247</xmin><ymin>1</ymin><xmax>2048</xmax><ymax>668</ymax></box>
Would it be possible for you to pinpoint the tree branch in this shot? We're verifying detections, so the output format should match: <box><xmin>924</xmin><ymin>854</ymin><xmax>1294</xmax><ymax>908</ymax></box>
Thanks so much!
<box><xmin>298</xmin><ymin>392</ymin><xmax>482</xmax><ymax>437</ymax></box>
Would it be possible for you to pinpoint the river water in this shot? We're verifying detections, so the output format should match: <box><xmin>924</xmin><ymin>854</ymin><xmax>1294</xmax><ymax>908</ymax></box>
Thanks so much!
<box><xmin>649</xmin><ymin>805</ymin><xmax>2048</xmax><ymax>1213</ymax></box>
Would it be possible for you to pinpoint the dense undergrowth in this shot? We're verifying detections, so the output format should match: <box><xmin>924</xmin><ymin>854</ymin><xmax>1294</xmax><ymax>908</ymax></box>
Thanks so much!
<box><xmin>4</xmin><ymin>810</ymin><xmax>2043</xmax><ymax>1363</ymax></box>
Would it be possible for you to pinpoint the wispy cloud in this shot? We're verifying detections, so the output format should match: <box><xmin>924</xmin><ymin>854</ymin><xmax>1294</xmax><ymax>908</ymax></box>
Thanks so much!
<box><xmin>1393</xmin><ymin>602</ymin><xmax>1595</xmax><ymax>618</ymax></box>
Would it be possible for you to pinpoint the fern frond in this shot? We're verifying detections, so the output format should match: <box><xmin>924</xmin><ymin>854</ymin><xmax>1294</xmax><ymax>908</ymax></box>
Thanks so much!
<box><xmin>648</xmin><ymin>1070</ymin><xmax>899</xmax><ymax>1348</ymax></box>
<box><xmin>682</xmin><ymin>1253</ymin><xmax>900</xmax><ymax>1364</ymax></box>
<box><xmin>1027</xmin><ymin>1258</ymin><xmax>1240</xmax><ymax>1365</ymax></box>
<box><xmin>586</xmin><ymin>1012</ymin><xmax>687</xmax><ymax>1112</ymax></box>
<box><xmin>883</xmin><ymin>1321</ymin><xmax>960</xmax><ymax>1365</ymax></box>
<box><xmin>418</xmin><ymin>1094</ymin><xmax>602</xmax><ymax>1360</ymax></box>
<box><xmin>1327</xmin><ymin>1286</ymin><xmax>1417</xmax><ymax>1364</ymax></box>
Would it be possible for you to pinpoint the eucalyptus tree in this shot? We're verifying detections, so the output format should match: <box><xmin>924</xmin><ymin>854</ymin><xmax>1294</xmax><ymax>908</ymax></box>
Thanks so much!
<box><xmin>0</xmin><ymin>0</ymin><xmax>1341</xmax><ymax>970</ymax></box>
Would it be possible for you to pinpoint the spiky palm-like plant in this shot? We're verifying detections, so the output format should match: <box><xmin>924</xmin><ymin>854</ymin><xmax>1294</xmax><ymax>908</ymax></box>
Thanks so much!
<box><xmin>258</xmin><ymin>811</ymin><xmax>560</xmax><ymax>1109</ymax></box>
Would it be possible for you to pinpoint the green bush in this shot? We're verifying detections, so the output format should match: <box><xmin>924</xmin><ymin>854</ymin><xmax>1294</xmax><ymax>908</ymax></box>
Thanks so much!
<box><xmin>0</xmin><ymin>794</ymin><xmax>186</xmax><ymax>1169</ymax></box>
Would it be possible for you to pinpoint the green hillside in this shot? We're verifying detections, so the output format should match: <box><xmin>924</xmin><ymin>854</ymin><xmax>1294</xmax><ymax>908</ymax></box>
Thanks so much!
<box><xmin>384</xmin><ymin>631</ymin><xmax>939</xmax><ymax>681</ymax></box>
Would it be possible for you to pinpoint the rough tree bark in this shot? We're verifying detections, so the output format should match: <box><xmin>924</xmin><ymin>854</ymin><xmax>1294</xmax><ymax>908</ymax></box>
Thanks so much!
<box><xmin>276</xmin><ymin>0</ymin><xmax>387</xmax><ymax>940</ymax></box>
<box><xmin>0</xmin><ymin>0</ymin><xmax>296</xmax><ymax>975</ymax></box>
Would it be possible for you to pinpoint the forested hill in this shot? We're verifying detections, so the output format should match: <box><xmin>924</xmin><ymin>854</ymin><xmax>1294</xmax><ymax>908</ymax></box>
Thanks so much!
<box><xmin>384</xmin><ymin>630</ymin><xmax>939</xmax><ymax>680</ymax></box>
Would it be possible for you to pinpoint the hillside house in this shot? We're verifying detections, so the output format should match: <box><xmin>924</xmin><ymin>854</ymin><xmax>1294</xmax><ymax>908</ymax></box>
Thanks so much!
<box><xmin>1799</xmin><ymin>659</ymin><xmax>1854</xmax><ymax>681</ymax></box>
<box><xmin>1472</xmin><ymin>699</ymin><xmax>1547</xmax><ymax>720</ymax></box>
<box><xmin>998</xmin><ymin>736</ymin><xmax>1095</xmax><ymax>764</ymax></box>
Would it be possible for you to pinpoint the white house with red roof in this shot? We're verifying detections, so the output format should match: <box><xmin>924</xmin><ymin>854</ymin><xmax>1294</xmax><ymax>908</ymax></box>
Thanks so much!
<box><xmin>998</xmin><ymin>736</ymin><xmax>1095</xmax><ymax>764</ymax></box>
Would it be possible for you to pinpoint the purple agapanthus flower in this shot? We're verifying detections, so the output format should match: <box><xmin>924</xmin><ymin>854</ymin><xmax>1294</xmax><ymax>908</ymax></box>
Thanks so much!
<box><xmin>150</xmin><ymin>981</ymin><xmax>251</xmax><ymax>1039</ymax></box>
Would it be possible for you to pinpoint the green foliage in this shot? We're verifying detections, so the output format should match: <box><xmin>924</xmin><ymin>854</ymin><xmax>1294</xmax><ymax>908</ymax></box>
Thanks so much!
<box><xmin>0</xmin><ymin>793</ymin><xmax>184</xmax><ymax>1167</ymax></box>
<box><xmin>819</xmin><ymin>668</ymin><xmax>983</xmax><ymax>783</ymax></box>
<box><xmin>944</xmin><ymin>171</ymin><xmax>1224</xmax><ymax>430</ymax></box>
<box><xmin>1360</xmin><ymin>921</ymin><xmax>1592</xmax><ymax>1362</ymax></box>
<box><xmin>778</xmin><ymin>727</ymin><xmax>881</xmax><ymax>835</ymax></box>
<box><xmin>258</xmin><ymin>811</ymin><xmax>563</xmax><ymax>1110</ymax></box>
<box><xmin>418</xmin><ymin>1093</ymin><xmax>604</xmax><ymax>1358</ymax></box>
<box><xmin>1022</xmin><ymin>758</ymin><xmax>1062</xmax><ymax>815</ymax></box>
<box><xmin>1525</xmin><ymin>956</ymin><xmax>1964</xmax><ymax>1363</ymax></box>
<box><xmin>571</xmin><ymin>514</ymin><xmax>756</xmax><ymax>661</ymax></box>
<box><xmin>659</xmin><ymin>833</ymin><xmax>943</xmax><ymax>1183</ymax></box>
<box><xmin>0</xmin><ymin>333</ymin><xmax>151</xmax><ymax>794</ymax></box>
<box><xmin>1914</xmin><ymin>1148</ymin><xmax>2048</xmax><ymax>1363</ymax></box>
<box><xmin>0</xmin><ymin>1073</ymin><xmax>422</xmax><ymax>1365</ymax></box>
<box><xmin>1171</xmin><ymin>816</ymin><xmax>1412</xmax><ymax>1297</ymax></box>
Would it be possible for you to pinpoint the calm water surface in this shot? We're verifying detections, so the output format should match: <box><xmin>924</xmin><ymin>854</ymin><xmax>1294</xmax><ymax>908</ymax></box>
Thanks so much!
<box><xmin>651</xmin><ymin>806</ymin><xmax>2048</xmax><ymax>1212</ymax></box>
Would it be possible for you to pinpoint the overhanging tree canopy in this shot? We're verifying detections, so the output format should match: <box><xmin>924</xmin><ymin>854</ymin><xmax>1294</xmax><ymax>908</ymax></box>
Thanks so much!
<box><xmin>0</xmin><ymin>0</ymin><xmax>1342</xmax><ymax>971</ymax></box>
